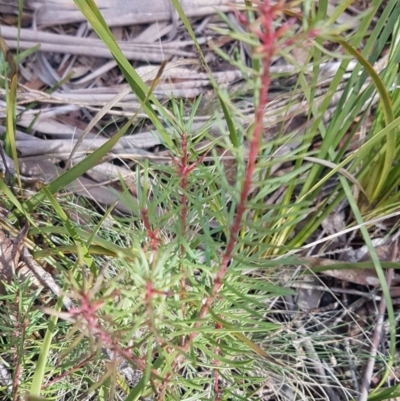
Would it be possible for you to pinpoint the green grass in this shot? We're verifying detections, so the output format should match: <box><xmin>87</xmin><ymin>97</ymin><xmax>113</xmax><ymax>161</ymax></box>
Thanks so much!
<box><xmin>0</xmin><ymin>0</ymin><xmax>399</xmax><ymax>400</ymax></box>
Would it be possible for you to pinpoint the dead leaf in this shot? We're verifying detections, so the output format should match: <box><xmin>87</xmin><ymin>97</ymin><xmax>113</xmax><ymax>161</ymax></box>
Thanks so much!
<box><xmin>302</xmin><ymin>239</ymin><xmax>400</xmax><ymax>288</ymax></box>
<box><xmin>0</xmin><ymin>223</ymin><xmax>29</xmax><ymax>293</ymax></box>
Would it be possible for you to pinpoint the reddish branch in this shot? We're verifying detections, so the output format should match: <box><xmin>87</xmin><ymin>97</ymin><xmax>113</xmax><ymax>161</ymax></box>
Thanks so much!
<box><xmin>171</xmin><ymin>132</ymin><xmax>192</xmax><ymax>317</ymax></box>
<box><xmin>66</xmin><ymin>289</ymin><xmax>154</xmax><ymax>374</ymax></box>
<box><xmin>42</xmin><ymin>353</ymin><xmax>97</xmax><ymax>388</ymax></box>
<box><xmin>171</xmin><ymin>131</ymin><xmax>208</xmax><ymax>342</ymax></box>
<box><xmin>157</xmin><ymin>1</ymin><xmax>295</xmax><ymax>396</ymax></box>
<box><xmin>184</xmin><ymin>0</ymin><xmax>287</xmax><ymax>348</ymax></box>
<box><xmin>172</xmin><ymin>132</ymin><xmax>191</xmax><ymax>236</ymax></box>
<box><xmin>172</xmin><ymin>131</ymin><xmax>209</xmax><ymax>238</ymax></box>
<box><xmin>141</xmin><ymin>208</ymin><xmax>159</xmax><ymax>251</ymax></box>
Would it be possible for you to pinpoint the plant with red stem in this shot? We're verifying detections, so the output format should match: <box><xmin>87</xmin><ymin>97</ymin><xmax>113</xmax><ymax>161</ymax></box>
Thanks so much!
<box><xmin>184</xmin><ymin>0</ymin><xmax>295</xmax><ymax>345</ymax></box>
<box><xmin>51</xmin><ymin>284</ymin><xmax>152</xmax><ymax>375</ymax></box>
<box><xmin>34</xmin><ymin>3</ymin><xmax>321</xmax><ymax>398</ymax></box>
<box><xmin>154</xmin><ymin>1</ymin><xmax>311</xmax><ymax>397</ymax></box>
<box><xmin>170</xmin><ymin>129</ymin><xmax>209</xmax><ymax>332</ymax></box>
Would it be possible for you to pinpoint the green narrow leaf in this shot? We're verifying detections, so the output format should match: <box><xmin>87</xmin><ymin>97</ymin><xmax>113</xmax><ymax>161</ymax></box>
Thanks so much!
<box><xmin>29</xmin><ymin>296</ymin><xmax>64</xmax><ymax>396</ymax></box>
<box><xmin>329</xmin><ymin>35</ymin><xmax>396</xmax><ymax>201</ymax></box>
<box><xmin>217</xmin><ymin>91</ymin><xmax>240</xmax><ymax>148</ymax></box>
<box><xmin>40</xmin><ymin>186</ymin><xmax>97</xmax><ymax>275</ymax></box>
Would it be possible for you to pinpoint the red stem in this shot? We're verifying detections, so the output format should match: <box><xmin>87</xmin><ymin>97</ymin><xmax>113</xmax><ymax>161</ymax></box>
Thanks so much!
<box><xmin>42</xmin><ymin>353</ymin><xmax>97</xmax><ymax>388</ymax></box>
<box><xmin>158</xmin><ymin>3</ymin><xmax>281</xmax><ymax>395</ymax></box>
<box><xmin>186</xmin><ymin>0</ymin><xmax>276</xmax><ymax>342</ymax></box>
